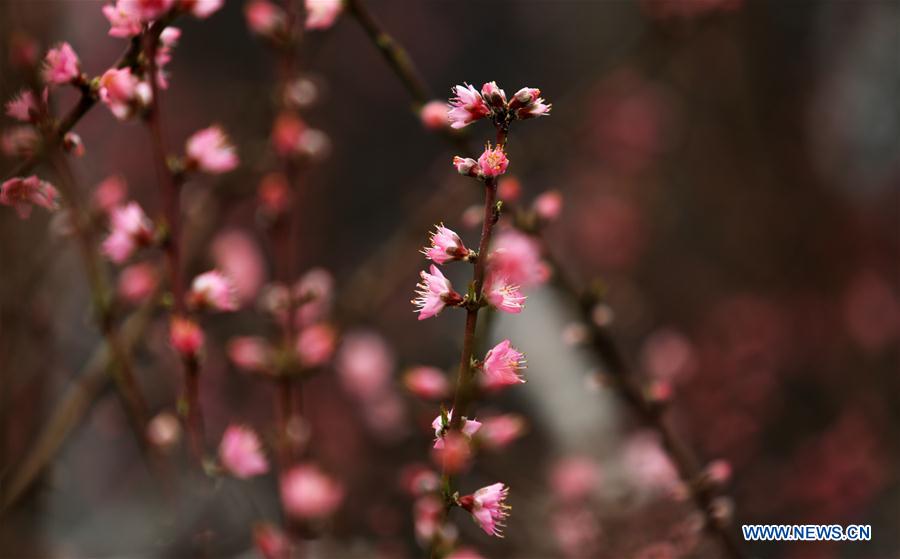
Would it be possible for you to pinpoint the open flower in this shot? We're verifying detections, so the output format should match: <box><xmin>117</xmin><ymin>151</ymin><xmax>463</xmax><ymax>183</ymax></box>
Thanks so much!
<box><xmin>0</xmin><ymin>176</ymin><xmax>60</xmax><ymax>219</ymax></box>
<box><xmin>219</xmin><ymin>425</ymin><xmax>269</xmax><ymax>478</ymax></box>
<box><xmin>182</xmin><ymin>0</ymin><xmax>225</xmax><ymax>18</ymax></box>
<box><xmin>483</xmin><ymin>274</ymin><xmax>525</xmax><ymax>314</ymax></box>
<box><xmin>99</xmin><ymin>68</ymin><xmax>151</xmax><ymax>120</ymax></box>
<box><xmin>305</xmin><ymin>0</ymin><xmax>343</xmax><ymax>30</ymax></box>
<box><xmin>101</xmin><ymin>202</ymin><xmax>154</xmax><ymax>263</ymax></box>
<box><xmin>185</xmin><ymin>125</ymin><xmax>238</xmax><ymax>174</ymax></box>
<box><xmin>187</xmin><ymin>270</ymin><xmax>238</xmax><ymax>311</ymax></box>
<box><xmin>459</xmin><ymin>483</ymin><xmax>511</xmax><ymax>537</ymax></box>
<box><xmin>281</xmin><ymin>464</ymin><xmax>344</xmax><ymax>520</ymax></box>
<box><xmin>481</xmin><ymin>339</ymin><xmax>526</xmax><ymax>389</ymax></box>
<box><xmin>448</xmin><ymin>83</ymin><xmax>490</xmax><ymax>129</ymax></box>
<box><xmin>5</xmin><ymin>89</ymin><xmax>44</xmax><ymax>122</ymax></box>
<box><xmin>412</xmin><ymin>265</ymin><xmax>462</xmax><ymax>320</ymax></box>
<box><xmin>478</xmin><ymin>144</ymin><xmax>509</xmax><ymax>178</ymax></box>
<box><xmin>432</xmin><ymin>410</ymin><xmax>481</xmax><ymax>449</ymax></box>
<box><xmin>42</xmin><ymin>43</ymin><xmax>80</xmax><ymax>85</ymax></box>
<box><xmin>102</xmin><ymin>1</ymin><xmax>143</xmax><ymax>37</ymax></box>
<box><xmin>422</xmin><ymin>224</ymin><xmax>468</xmax><ymax>264</ymax></box>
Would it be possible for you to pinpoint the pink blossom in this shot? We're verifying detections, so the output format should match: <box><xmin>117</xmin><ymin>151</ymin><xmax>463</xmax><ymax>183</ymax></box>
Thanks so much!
<box><xmin>102</xmin><ymin>2</ymin><xmax>143</xmax><ymax>37</ymax></box>
<box><xmin>431</xmin><ymin>430</ymin><xmax>472</xmax><ymax>474</ymax></box>
<box><xmin>128</xmin><ymin>0</ymin><xmax>176</xmax><ymax>21</ymax></box>
<box><xmin>402</xmin><ymin>366</ymin><xmax>449</xmax><ymax>400</ymax></box>
<box><xmin>452</xmin><ymin>156</ymin><xmax>478</xmax><ymax>177</ymax></box>
<box><xmin>271</xmin><ymin>112</ymin><xmax>306</xmax><ymax>156</ymax></box>
<box><xmin>227</xmin><ymin>336</ymin><xmax>274</xmax><ymax>373</ymax></box>
<box><xmin>181</xmin><ymin>0</ymin><xmax>225</xmax><ymax>18</ymax></box>
<box><xmin>422</xmin><ymin>224</ymin><xmax>468</xmax><ymax>264</ymax></box>
<box><xmin>481</xmin><ymin>81</ymin><xmax>507</xmax><ymax>109</ymax></box>
<box><xmin>99</xmin><ymin>68</ymin><xmax>150</xmax><ymax>120</ymax></box>
<box><xmin>622</xmin><ymin>431</ymin><xmax>680</xmax><ymax>496</ymax></box>
<box><xmin>483</xmin><ymin>274</ymin><xmax>525</xmax><ymax>314</ymax></box>
<box><xmin>412</xmin><ymin>265</ymin><xmax>462</xmax><ymax>320</ymax></box>
<box><xmin>459</xmin><ymin>483</ymin><xmax>510</xmax><ymax>537</ymax></box>
<box><xmin>533</xmin><ymin>189</ymin><xmax>563</xmax><ymax>221</ymax></box>
<box><xmin>489</xmin><ymin>229</ymin><xmax>549</xmax><ymax>288</ymax></box>
<box><xmin>117</xmin><ymin>262</ymin><xmax>158</xmax><ymax>304</ymax></box>
<box><xmin>478</xmin><ymin>414</ymin><xmax>526</xmax><ymax>450</ymax></box>
<box><xmin>305</xmin><ymin>0</ymin><xmax>343</xmax><ymax>30</ymax></box>
<box><xmin>101</xmin><ymin>202</ymin><xmax>154</xmax><ymax>263</ymax></box>
<box><xmin>257</xmin><ymin>172</ymin><xmax>290</xmax><ymax>217</ymax></box>
<box><xmin>187</xmin><ymin>270</ymin><xmax>238</xmax><ymax>311</ymax></box>
<box><xmin>5</xmin><ymin>89</ymin><xmax>43</xmax><ymax>122</ymax></box>
<box><xmin>92</xmin><ymin>175</ymin><xmax>128</xmax><ymax>214</ymax></box>
<box><xmin>550</xmin><ymin>456</ymin><xmax>599</xmax><ymax>503</ymax></box>
<box><xmin>481</xmin><ymin>339</ymin><xmax>526</xmax><ymax>389</ymax></box>
<box><xmin>420</xmin><ymin>100</ymin><xmax>449</xmax><ymax>130</ymax></box>
<box><xmin>211</xmin><ymin>230</ymin><xmax>266</xmax><ymax>304</ymax></box>
<box><xmin>1</xmin><ymin>126</ymin><xmax>39</xmax><ymax>158</ymax></box>
<box><xmin>509</xmin><ymin>87</ymin><xmax>551</xmax><ymax>120</ymax></box>
<box><xmin>280</xmin><ymin>464</ymin><xmax>344</xmax><ymax>520</ymax></box>
<box><xmin>169</xmin><ymin>316</ymin><xmax>204</xmax><ymax>357</ymax></box>
<box><xmin>413</xmin><ymin>494</ymin><xmax>445</xmax><ymax>543</ymax></box>
<box><xmin>432</xmin><ymin>410</ymin><xmax>481</xmax><ymax>449</ymax></box>
<box><xmin>497</xmin><ymin>176</ymin><xmax>521</xmax><ymax>202</ymax></box>
<box><xmin>253</xmin><ymin>523</ymin><xmax>290</xmax><ymax>559</ymax></box>
<box><xmin>336</xmin><ymin>331</ymin><xmax>394</xmax><ymax>399</ymax></box>
<box><xmin>154</xmin><ymin>27</ymin><xmax>181</xmax><ymax>89</ymax></box>
<box><xmin>0</xmin><ymin>176</ymin><xmax>60</xmax><ymax>219</ymax></box>
<box><xmin>399</xmin><ymin>464</ymin><xmax>440</xmax><ymax>496</ymax></box>
<box><xmin>296</xmin><ymin>323</ymin><xmax>337</xmax><ymax>367</ymax></box>
<box><xmin>640</xmin><ymin>328</ymin><xmax>696</xmax><ymax>382</ymax></box>
<box><xmin>219</xmin><ymin>424</ymin><xmax>269</xmax><ymax>478</ymax></box>
<box><xmin>185</xmin><ymin>125</ymin><xmax>238</xmax><ymax>174</ymax></box>
<box><xmin>42</xmin><ymin>43</ymin><xmax>80</xmax><ymax>85</ymax></box>
<box><xmin>704</xmin><ymin>459</ymin><xmax>732</xmax><ymax>487</ymax></box>
<box><xmin>477</xmin><ymin>144</ymin><xmax>509</xmax><ymax>178</ymax></box>
<box><xmin>245</xmin><ymin>0</ymin><xmax>287</xmax><ymax>38</ymax></box>
<box><xmin>293</xmin><ymin>268</ymin><xmax>334</xmax><ymax>325</ymax></box>
<box><xmin>448</xmin><ymin>83</ymin><xmax>490</xmax><ymax>129</ymax></box>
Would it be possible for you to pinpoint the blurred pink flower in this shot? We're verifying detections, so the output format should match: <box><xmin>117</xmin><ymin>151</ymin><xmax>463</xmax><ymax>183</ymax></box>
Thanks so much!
<box><xmin>227</xmin><ymin>336</ymin><xmax>274</xmax><ymax>373</ymax></box>
<box><xmin>293</xmin><ymin>268</ymin><xmax>334</xmax><ymax>325</ymax></box>
<box><xmin>431</xmin><ymin>430</ymin><xmax>472</xmax><ymax>474</ymax></box>
<box><xmin>280</xmin><ymin>464</ymin><xmax>344</xmax><ymax>520</ymax></box>
<box><xmin>169</xmin><ymin>316</ymin><xmax>204</xmax><ymax>358</ymax></box>
<box><xmin>402</xmin><ymin>366</ymin><xmax>449</xmax><ymax>400</ymax></box>
<box><xmin>188</xmin><ymin>270</ymin><xmax>238</xmax><ymax>312</ymax></box>
<box><xmin>253</xmin><ymin>523</ymin><xmax>289</xmax><ymax>559</ymax></box>
<box><xmin>640</xmin><ymin>328</ymin><xmax>696</xmax><ymax>383</ymax></box>
<box><xmin>489</xmin><ymin>229</ymin><xmax>549</xmax><ymax>288</ymax></box>
<box><xmin>147</xmin><ymin>411</ymin><xmax>181</xmax><ymax>451</ymax></box>
<box><xmin>478</xmin><ymin>144</ymin><xmax>509</xmax><ymax>178</ymax></box>
<box><xmin>550</xmin><ymin>456</ymin><xmax>599</xmax><ymax>503</ymax></box>
<box><xmin>117</xmin><ymin>262</ymin><xmax>158</xmax><ymax>304</ymax></box>
<box><xmin>219</xmin><ymin>424</ymin><xmax>269</xmax><ymax>478</ymax></box>
<box><xmin>1</xmin><ymin>175</ymin><xmax>60</xmax><ymax>219</ymax></box>
<box><xmin>622</xmin><ymin>431</ymin><xmax>680</xmax><ymax>495</ymax></box>
<box><xmin>211</xmin><ymin>230</ymin><xmax>266</xmax><ymax>304</ymax></box>
<box><xmin>399</xmin><ymin>464</ymin><xmax>440</xmax><ymax>496</ymax></box>
<box><xmin>245</xmin><ymin>0</ymin><xmax>287</xmax><ymax>38</ymax></box>
<box><xmin>182</xmin><ymin>0</ymin><xmax>225</xmax><ymax>18</ymax></box>
<box><xmin>257</xmin><ymin>172</ymin><xmax>291</xmax><ymax>217</ymax></box>
<box><xmin>5</xmin><ymin>88</ymin><xmax>43</xmax><ymax>122</ymax></box>
<box><xmin>185</xmin><ymin>125</ymin><xmax>238</xmax><ymax>174</ymax></box>
<box><xmin>412</xmin><ymin>265</ymin><xmax>462</xmax><ymax>320</ymax></box>
<box><xmin>459</xmin><ymin>483</ymin><xmax>510</xmax><ymax>537</ymax></box>
<box><xmin>448</xmin><ymin>84</ymin><xmax>490</xmax><ymax>129</ymax></box>
<box><xmin>483</xmin><ymin>274</ymin><xmax>525</xmax><ymax>314</ymax></box>
<box><xmin>420</xmin><ymin>100</ymin><xmax>449</xmax><ymax>130</ymax></box>
<box><xmin>481</xmin><ymin>339</ymin><xmax>526</xmax><ymax>390</ymax></box>
<box><xmin>42</xmin><ymin>42</ymin><xmax>80</xmax><ymax>85</ymax></box>
<box><xmin>533</xmin><ymin>189</ymin><xmax>563</xmax><ymax>221</ymax></box>
<box><xmin>92</xmin><ymin>175</ymin><xmax>128</xmax><ymax>214</ymax></box>
<box><xmin>102</xmin><ymin>2</ymin><xmax>143</xmax><ymax>37</ymax></box>
<box><xmin>101</xmin><ymin>202</ymin><xmax>154</xmax><ymax>263</ymax></box>
<box><xmin>99</xmin><ymin>68</ymin><xmax>150</xmax><ymax>120</ymax></box>
<box><xmin>423</xmin><ymin>224</ymin><xmax>469</xmax><ymax>265</ymax></box>
<box><xmin>1</xmin><ymin>126</ymin><xmax>39</xmax><ymax>158</ymax></box>
<box><xmin>296</xmin><ymin>323</ymin><xmax>337</xmax><ymax>367</ymax></box>
<box><xmin>305</xmin><ymin>0</ymin><xmax>343</xmax><ymax>30</ymax></box>
<box><xmin>336</xmin><ymin>331</ymin><xmax>394</xmax><ymax>399</ymax></box>
<box><xmin>271</xmin><ymin>112</ymin><xmax>306</xmax><ymax>156</ymax></box>
<box><xmin>497</xmin><ymin>176</ymin><xmax>522</xmax><ymax>202</ymax></box>
<box><xmin>478</xmin><ymin>414</ymin><xmax>526</xmax><ymax>450</ymax></box>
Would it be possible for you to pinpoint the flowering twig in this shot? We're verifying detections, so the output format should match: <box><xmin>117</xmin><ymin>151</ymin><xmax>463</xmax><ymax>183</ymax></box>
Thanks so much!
<box><xmin>347</xmin><ymin>4</ymin><xmax>746</xmax><ymax>556</ymax></box>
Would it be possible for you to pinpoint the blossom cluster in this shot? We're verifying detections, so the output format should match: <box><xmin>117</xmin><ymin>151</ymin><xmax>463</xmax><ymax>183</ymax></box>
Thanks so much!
<box><xmin>448</xmin><ymin>81</ymin><xmax>550</xmax><ymax>130</ymax></box>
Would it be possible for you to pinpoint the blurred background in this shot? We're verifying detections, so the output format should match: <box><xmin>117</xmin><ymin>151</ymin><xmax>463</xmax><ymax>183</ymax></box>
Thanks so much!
<box><xmin>1</xmin><ymin>0</ymin><xmax>898</xmax><ymax>558</ymax></box>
